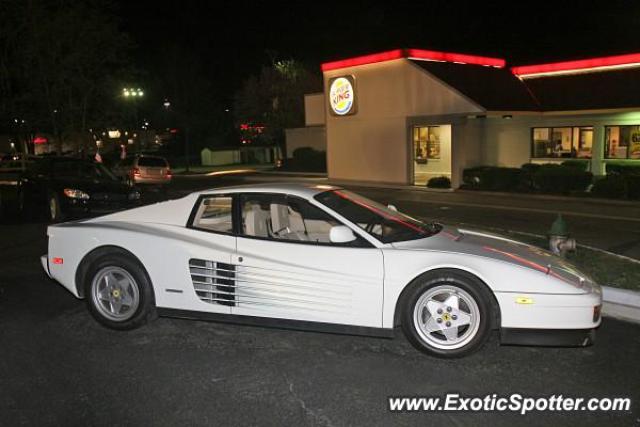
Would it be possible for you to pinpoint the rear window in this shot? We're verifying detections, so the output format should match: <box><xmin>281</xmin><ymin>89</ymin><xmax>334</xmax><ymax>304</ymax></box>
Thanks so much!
<box><xmin>191</xmin><ymin>196</ymin><xmax>233</xmax><ymax>233</ymax></box>
<box><xmin>137</xmin><ymin>157</ymin><xmax>167</xmax><ymax>167</ymax></box>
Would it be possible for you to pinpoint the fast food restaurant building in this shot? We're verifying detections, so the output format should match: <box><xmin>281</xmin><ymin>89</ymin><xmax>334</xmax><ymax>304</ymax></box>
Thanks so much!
<box><xmin>288</xmin><ymin>49</ymin><xmax>640</xmax><ymax>187</ymax></box>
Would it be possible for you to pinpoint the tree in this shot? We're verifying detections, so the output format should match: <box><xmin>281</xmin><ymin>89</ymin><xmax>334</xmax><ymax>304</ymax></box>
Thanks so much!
<box><xmin>144</xmin><ymin>43</ymin><xmax>236</xmax><ymax>158</ymax></box>
<box><xmin>233</xmin><ymin>59</ymin><xmax>322</xmax><ymax>151</ymax></box>
<box><xmin>0</xmin><ymin>0</ymin><xmax>133</xmax><ymax>154</ymax></box>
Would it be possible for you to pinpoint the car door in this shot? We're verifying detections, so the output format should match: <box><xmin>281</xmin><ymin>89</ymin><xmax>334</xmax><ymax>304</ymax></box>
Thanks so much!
<box><xmin>231</xmin><ymin>192</ymin><xmax>384</xmax><ymax>328</ymax></box>
<box><xmin>181</xmin><ymin>194</ymin><xmax>237</xmax><ymax>315</ymax></box>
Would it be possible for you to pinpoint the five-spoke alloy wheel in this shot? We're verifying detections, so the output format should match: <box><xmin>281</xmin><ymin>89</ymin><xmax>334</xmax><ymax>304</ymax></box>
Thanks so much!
<box><xmin>85</xmin><ymin>251</ymin><xmax>156</xmax><ymax>330</ymax></box>
<box><xmin>401</xmin><ymin>270</ymin><xmax>493</xmax><ymax>358</ymax></box>
<box><xmin>91</xmin><ymin>266</ymin><xmax>140</xmax><ymax>322</ymax></box>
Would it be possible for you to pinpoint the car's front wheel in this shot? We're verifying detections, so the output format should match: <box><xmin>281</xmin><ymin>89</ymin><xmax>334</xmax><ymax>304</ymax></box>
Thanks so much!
<box><xmin>401</xmin><ymin>270</ymin><xmax>493</xmax><ymax>358</ymax></box>
<box><xmin>48</xmin><ymin>192</ymin><xmax>64</xmax><ymax>223</ymax></box>
<box><xmin>85</xmin><ymin>253</ymin><xmax>156</xmax><ymax>330</ymax></box>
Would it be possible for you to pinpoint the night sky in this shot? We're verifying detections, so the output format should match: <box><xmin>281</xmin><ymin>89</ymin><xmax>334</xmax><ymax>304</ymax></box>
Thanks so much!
<box><xmin>117</xmin><ymin>0</ymin><xmax>640</xmax><ymax>104</ymax></box>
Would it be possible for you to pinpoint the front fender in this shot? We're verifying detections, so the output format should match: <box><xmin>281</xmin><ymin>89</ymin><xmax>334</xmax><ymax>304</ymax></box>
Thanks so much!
<box><xmin>381</xmin><ymin>248</ymin><xmax>595</xmax><ymax>329</ymax></box>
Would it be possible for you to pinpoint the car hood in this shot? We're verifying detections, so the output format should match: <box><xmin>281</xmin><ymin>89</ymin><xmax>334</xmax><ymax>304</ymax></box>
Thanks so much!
<box><xmin>392</xmin><ymin>226</ymin><xmax>598</xmax><ymax>293</ymax></box>
<box><xmin>54</xmin><ymin>178</ymin><xmax>131</xmax><ymax>194</ymax></box>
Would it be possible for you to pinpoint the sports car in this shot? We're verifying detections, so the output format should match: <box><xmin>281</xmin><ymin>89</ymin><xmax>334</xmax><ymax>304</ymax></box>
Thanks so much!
<box><xmin>41</xmin><ymin>183</ymin><xmax>602</xmax><ymax>358</ymax></box>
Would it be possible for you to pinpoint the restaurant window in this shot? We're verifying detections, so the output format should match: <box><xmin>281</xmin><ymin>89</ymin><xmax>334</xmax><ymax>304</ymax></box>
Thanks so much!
<box><xmin>605</xmin><ymin>125</ymin><xmax>640</xmax><ymax>159</ymax></box>
<box><xmin>531</xmin><ymin>126</ymin><xmax>593</xmax><ymax>159</ymax></box>
<box><xmin>413</xmin><ymin>126</ymin><xmax>441</xmax><ymax>163</ymax></box>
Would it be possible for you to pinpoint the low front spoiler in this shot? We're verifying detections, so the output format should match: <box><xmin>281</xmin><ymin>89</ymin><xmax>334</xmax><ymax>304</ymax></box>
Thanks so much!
<box><xmin>500</xmin><ymin>327</ymin><xmax>596</xmax><ymax>347</ymax></box>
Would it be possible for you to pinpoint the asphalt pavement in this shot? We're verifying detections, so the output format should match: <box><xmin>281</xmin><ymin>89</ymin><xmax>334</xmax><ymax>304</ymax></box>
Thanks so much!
<box><xmin>1</xmin><ymin>173</ymin><xmax>639</xmax><ymax>426</ymax></box>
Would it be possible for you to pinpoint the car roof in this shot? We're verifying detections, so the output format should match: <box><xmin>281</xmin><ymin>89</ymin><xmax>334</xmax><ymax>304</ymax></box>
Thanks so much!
<box><xmin>194</xmin><ymin>182</ymin><xmax>341</xmax><ymax>199</ymax></box>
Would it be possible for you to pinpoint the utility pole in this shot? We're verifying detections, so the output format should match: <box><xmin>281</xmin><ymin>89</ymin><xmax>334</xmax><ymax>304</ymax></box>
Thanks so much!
<box><xmin>184</xmin><ymin>126</ymin><xmax>190</xmax><ymax>173</ymax></box>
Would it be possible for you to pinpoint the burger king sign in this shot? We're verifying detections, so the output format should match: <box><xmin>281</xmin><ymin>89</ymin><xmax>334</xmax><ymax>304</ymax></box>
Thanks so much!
<box><xmin>329</xmin><ymin>76</ymin><xmax>356</xmax><ymax>116</ymax></box>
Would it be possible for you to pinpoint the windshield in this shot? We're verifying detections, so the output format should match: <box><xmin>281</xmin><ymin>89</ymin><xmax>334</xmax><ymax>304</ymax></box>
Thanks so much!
<box><xmin>315</xmin><ymin>190</ymin><xmax>442</xmax><ymax>243</ymax></box>
<box><xmin>52</xmin><ymin>160</ymin><xmax>119</xmax><ymax>181</ymax></box>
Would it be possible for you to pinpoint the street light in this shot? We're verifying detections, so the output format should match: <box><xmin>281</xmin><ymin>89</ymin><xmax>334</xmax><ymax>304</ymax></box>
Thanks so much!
<box><xmin>162</xmin><ymin>98</ymin><xmax>190</xmax><ymax>172</ymax></box>
<box><xmin>122</xmin><ymin>87</ymin><xmax>143</xmax><ymax>97</ymax></box>
<box><xmin>121</xmin><ymin>87</ymin><xmax>145</xmax><ymax>153</ymax></box>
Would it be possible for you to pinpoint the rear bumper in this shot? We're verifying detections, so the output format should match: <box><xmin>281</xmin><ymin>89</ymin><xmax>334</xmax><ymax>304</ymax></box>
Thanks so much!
<box><xmin>500</xmin><ymin>327</ymin><xmax>596</xmax><ymax>347</ymax></box>
<box><xmin>134</xmin><ymin>176</ymin><xmax>171</xmax><ymax>185</ymax></box>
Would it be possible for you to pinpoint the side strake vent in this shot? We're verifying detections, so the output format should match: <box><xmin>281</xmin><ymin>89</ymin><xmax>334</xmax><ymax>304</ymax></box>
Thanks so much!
<box><xmin>189</xmin><ymin>259</ymin><xmax>236</xmax><ymax>306</ymax></box>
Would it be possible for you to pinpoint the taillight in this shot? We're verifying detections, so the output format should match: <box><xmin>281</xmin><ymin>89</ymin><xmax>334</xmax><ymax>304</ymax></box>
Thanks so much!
<box><xmin>166</xmin><ymin>168</ymin><xmax>172</xmax><ymax>177</ymax></box>
<box><xmin>593</xmin><ymin>305</ymin><xmax>602</xmax><ymax>322</ymax></box>
<box><xmin>132</xmin><ymin>167</ymin><xmax>140</xmax><ymax>176</ymax></box>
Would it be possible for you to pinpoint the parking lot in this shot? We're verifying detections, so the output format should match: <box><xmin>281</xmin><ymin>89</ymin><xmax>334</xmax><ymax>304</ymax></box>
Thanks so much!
<box><xmin>1</xmin><ymin>174</ymin><xmax>639</xmax><ymax>426</ymax></box>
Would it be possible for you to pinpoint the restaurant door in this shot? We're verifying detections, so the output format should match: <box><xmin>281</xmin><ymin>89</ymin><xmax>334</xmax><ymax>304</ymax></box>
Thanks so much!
<box><xmin>412</xmin><ymin>124</ymin><xmax>452</xmax><ymax>186</ymax></box>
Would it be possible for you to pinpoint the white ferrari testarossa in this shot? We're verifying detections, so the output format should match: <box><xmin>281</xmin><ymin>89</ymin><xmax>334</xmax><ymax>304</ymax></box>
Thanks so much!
<box><xmin>41</xmin><ymin>183</ymin><xmax>602</xmax><ymax>357</ymax></box>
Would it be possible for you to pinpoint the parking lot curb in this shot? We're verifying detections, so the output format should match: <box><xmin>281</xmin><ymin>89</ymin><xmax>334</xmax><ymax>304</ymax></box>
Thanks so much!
<box><xmin>602</xmin><ymin>286</ymin><xmax>640</xmax><ymax>324</ymax></box>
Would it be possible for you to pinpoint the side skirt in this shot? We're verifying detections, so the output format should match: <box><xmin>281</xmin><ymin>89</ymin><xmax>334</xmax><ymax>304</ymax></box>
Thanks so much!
<box><xmin>157</xmin><ymin>308</ymin><xmax>396</xmax><ymax>339</ymax></box>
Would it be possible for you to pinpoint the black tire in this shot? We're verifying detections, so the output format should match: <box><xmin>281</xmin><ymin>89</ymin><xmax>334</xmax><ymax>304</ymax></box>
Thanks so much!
<box><xmin>84</xmin><ymin>252</ymin><xmax>156</xmax><ymax>330</ymax></box>
<box><xmin>48</xmin><ymin>192</ymin><xmax>65</xmax><ymax>223</ymax></box>
<box><xmin>400</xmin><ymin>269</ymin><xmax>493</xmax><ymax>358</ymax></box>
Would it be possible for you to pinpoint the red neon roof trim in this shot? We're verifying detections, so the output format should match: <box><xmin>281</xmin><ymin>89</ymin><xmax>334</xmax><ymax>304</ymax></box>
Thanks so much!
<box><xmin>406</xmin><ymin>49</ymin><xmax>505</xmax><ymax>68</ymax></box>
<box><xmin>321</xmin><ymin>49</ymin><xmax>404</xmax><ymax>71</ymax></box>
<box><xmin>321</xmin><ymin>48</ymin><xmax>505</xmax><ymax>71</ymax></box>
<box><xmin>511</xmin><ymin>52</ymin><xmax>640</xmax><ymax>76</ymax></box>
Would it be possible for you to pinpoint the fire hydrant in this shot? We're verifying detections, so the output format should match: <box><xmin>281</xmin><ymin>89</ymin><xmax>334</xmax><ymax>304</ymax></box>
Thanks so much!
<box><xmin>548</xmin><ymin>214</ymin><xmax>576</xmax><ymax>257</ymax></box>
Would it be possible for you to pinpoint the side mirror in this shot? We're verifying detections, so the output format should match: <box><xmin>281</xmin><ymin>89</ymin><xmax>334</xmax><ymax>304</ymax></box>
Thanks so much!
<box><xmin>387</xmin><ymin>204</ymin><xmax>398</xmax><ymax>212</ymax></box>
<box><xmin>329</xmin><ymin>225</ymin><xmax>357</xmax><ymax>243</ymax></box>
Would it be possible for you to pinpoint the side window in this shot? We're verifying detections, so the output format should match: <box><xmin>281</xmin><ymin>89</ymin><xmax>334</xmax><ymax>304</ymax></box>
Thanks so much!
<box><xmin>191</xmin><ymin>196</ymin><xmax>233</xmax><ymax>233</ymax></box>
<box><xmin>240</xmin><ymin>193</ymin><xmax>365</xmax><ymax>246</ymax></box>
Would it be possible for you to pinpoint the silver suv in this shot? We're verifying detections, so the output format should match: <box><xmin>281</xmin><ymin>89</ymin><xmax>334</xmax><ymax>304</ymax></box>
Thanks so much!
<box><xmin>113</xmin><ymin>155</ymin><xmax>172</xmax><ymax>186</ymax></box>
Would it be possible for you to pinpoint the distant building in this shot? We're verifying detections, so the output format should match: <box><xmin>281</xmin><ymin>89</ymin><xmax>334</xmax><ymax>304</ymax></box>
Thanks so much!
<box><xmin>289</xmin><ymin>48</ymin><xmax>640</xmax><ymax>187</ymax></box>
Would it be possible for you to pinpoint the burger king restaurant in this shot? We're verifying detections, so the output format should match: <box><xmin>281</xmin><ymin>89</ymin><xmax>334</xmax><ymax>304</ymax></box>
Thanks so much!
<box><xmin>288</xmin><ymin>49</ymin><xmax>640</xmax><ymax>188</ymax></box>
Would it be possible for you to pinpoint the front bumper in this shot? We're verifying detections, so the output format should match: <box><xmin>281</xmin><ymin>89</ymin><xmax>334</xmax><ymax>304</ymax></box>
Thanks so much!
<box><xmin>501</xmin><ymin>327</ymin><xmax>596</xmax><ymax>347</ymax></box>
<box><xmin>494</xmin><ymin>290</ymin><xmax>602</xmax><ymax>330</ymax></box>
<box><xmin>40</xmin><ymin>254</ymin><xmax>51</xmax><ymax>278</ymax></box>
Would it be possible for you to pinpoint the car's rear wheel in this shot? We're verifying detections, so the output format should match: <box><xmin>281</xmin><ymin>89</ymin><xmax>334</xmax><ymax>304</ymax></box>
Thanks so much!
<box><xmin>401</xmin><ymin>270</ymin><xmax>493</xmax><ymax>358</ymax></box>
<box><xmin>85</xmin><ymin>253</ymin><xmax>156</xmax><ymax>330</ymax></box>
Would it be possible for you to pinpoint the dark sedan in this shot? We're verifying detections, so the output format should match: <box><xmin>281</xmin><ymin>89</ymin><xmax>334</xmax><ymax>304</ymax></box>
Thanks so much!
<box><xmin>20</xmin><ymin>157</ymin><xmax>141</xmax><ymax>222</ymax></box>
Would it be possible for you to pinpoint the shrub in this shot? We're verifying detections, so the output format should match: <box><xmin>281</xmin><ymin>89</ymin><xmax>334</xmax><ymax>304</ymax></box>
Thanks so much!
<box><xmin>520</xmin><ymin>163</ymin><xmax>541</xmax><ymax>174</ymax></box>
<box><xmin>484</xmin><ymin>167</ymin><xmax>522</xmax><ymax>191</ymax></box>
<box><xmin>533</xmin><ymin>164</ymin><xmax>593</xmax><ymax>194</ymax></box>
<box><xmin>285</xmin><ymin>148</ymin><xmax>327</xmax><ymax>172</ymax></box>
<box><xmin>606</xmin><ymin>163</ymin><xmax>640</xmax><ymax>176</ymax></box>
<box><xmin>520</xmin><ymin>163</ymin><xmax>541</xmax><ymax>190</ymax></box>
<box><xmin>561</xmin><ymin>159</ymin><xmax>590</xmax><ymax>171</ymax></box>
<box><xmin>591</xmin><ymin>175</ymin><xmax>627</xmax><ymax>199</ymax></box>
<box><xmin>462</xmin><ymin>166</ymin><xmax>487</xmax><ymax>188</ymax></box>
<box><xmin>462</xmin><ymin>166</ymin><xmax>522</xmax><ymax>191</ymax></box>
<box><xmin>427</xmin><ymin>176</ymin><xmax>451</xmax><ymax>188</ymax></box>
<box><xmin>624</xmin><ymin>175</ymin><xmax>640</xmax><ymax>200</ymax></box>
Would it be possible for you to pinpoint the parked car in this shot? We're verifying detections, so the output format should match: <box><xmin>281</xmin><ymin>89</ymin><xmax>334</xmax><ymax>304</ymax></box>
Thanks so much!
<box><xmin>113</xmin><ymin>155</ymin><xmax>172</xmax><ymax>186</ymax></box>
<box><xmin>1</xmin><ymin>157</ymin><xmax>141</xmax><ymax>222</ymax></box>
<box><xmin>41</xmin><ymin>183</ymin><xmax>602</xmax><ymax>358</ymax></box>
